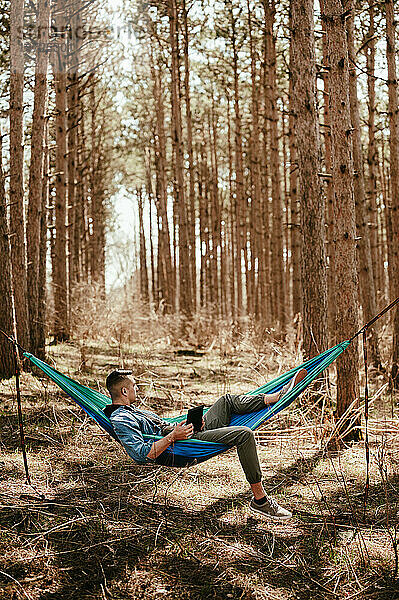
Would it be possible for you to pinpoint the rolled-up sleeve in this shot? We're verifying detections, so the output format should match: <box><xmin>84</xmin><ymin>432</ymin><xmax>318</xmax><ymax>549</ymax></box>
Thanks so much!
<box><xmin>111</xmin><ymin>416</ymin><xmax>155</xmax><ymax>464</ymax></box>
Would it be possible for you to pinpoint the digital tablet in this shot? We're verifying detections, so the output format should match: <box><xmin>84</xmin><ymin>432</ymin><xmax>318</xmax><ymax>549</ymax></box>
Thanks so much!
<box><xmin>186</xmin><ymin>405</ymin><xmax>204</xmax><ymax>433</ymax></box>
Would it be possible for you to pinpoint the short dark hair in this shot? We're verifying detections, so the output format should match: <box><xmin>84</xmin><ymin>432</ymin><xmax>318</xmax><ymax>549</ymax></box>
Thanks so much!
<box><xmin>106</xmin><ymin>370</ymin><xmax>133</xmax><ymax>397</ymax></box>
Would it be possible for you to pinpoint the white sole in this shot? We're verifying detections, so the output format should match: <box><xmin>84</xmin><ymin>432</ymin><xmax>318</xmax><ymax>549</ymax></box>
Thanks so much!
<box><xmin>280</xmin><ymin>369</ymin><xmax>308</xmax><ymax>400</ymax></box>
<box><xmin>249</xmin><ymin>505</ymin><xmax>293</xmax><ymax>520</ymax></box>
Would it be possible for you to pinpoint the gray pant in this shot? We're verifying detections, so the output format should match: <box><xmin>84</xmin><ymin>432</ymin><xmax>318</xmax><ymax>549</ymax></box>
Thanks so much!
<box><xmin>193</xmin><ymin>393</ymin><xmax>266</xmax><ymax>484</ymax></box>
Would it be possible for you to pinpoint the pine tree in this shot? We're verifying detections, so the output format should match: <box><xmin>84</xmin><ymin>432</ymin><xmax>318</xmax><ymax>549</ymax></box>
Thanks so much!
<box><xmin>0</xmin><ymin>130</ymin><xmax>15</xmax><ymax>378</ymax></box>
<box><xmin>385</xmin><ymin>0</ymin><xmax>399</xmax><ymax>389</ymax></box>
<box><xmin>291</xmin><ymin>0</ymin><xmax>328</xmax><ymax>359</ymax></box>
<box><xmin>323</xmin><ymin>0</ymin><xmax>360</xmax><ymax>442</ymax></box>
<box><xmin>27</xmin><ymin>0</ymin><xmax>51</xmax><ymax>355</ymax></box>
<box><xmin>10</xmin><ymin>0</ymin><xmax>30</xmax><ymax>350</ymax></box>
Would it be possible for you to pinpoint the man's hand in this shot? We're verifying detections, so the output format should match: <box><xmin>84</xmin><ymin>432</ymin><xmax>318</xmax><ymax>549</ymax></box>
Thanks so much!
<box><xmin>171</xmin><ymin>422</ymin><xmax>194</xmax><ymax>440</ymax></box>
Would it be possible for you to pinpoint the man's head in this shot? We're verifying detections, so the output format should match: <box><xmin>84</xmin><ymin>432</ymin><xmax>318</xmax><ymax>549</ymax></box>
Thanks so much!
<box><xmin>106</xmin><ymin>370</ymin><xmax>137</xmax><ymax>405</ymax></box>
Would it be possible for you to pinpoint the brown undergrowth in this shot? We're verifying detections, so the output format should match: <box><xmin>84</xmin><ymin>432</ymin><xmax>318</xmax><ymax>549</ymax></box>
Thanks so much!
<box><xmin>1</xmin><ymin>321</ymin><xmax>399</xmax><ymax>599</ymax></box>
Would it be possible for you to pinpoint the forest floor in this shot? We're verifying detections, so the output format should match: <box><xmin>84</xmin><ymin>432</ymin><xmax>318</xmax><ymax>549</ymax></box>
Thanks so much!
<box><xmin>1</xmin><ymin>325</ymin><xmax>399</xmax><ymax>600</ymax></box>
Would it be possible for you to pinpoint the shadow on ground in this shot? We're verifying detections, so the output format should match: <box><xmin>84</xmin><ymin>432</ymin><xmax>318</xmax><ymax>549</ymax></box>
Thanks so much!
<box><xmin>2</xmin><ymin>448</ymin><xmax>399</xmax><ymax>600</ymax></box>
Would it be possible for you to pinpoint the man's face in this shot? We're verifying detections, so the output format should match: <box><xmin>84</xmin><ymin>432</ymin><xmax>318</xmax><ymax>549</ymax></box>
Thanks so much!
<box><xmin>120</xmin><ymin>375</ymin><xmax>138</xmax><ymax>404</ymax></box>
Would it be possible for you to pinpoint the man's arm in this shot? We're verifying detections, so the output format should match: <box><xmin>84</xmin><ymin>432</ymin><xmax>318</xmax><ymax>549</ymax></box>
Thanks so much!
<box><xmin>111</xmin><ymin>416</ymin><xmax>155</xmax><ymax>464</ymax></box>
<box><xmin>111</xmin><ymin>414</ymin><xmax>195</xmax><ymax>464</ymax></box>
<box><xmin>147</xmin><ymin>422</ymin><xmax>194</xmax><ymax>459</ymax></box>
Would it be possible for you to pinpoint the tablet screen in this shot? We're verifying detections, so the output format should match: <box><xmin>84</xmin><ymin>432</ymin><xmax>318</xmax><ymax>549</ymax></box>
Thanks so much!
<box><xmin>186</xmin><ymin>405</ymin><xmax>204</xmax><ymax>432</ymax></box>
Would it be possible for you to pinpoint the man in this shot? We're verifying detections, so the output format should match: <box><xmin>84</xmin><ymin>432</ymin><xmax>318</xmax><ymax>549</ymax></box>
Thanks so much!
<box><xmin>104</xmin><ymin>368</ymin><xmax>307</xmax><ymax>520</ymax></box>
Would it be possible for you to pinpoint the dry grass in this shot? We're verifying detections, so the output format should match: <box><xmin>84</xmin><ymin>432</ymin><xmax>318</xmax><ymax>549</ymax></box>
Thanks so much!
<box><xmin>1</xmin><ymin>313</ymin><xmax>399</xmax><ymax>600</ymax></box>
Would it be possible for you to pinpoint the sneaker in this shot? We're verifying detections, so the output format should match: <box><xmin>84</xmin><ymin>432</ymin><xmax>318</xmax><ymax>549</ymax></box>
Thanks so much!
<box><xmin>249</xmin><ymin>496</ymin><xmax>292</xmax><ymax>520</ymax></box>
<box><xmin>278</xmin><ymin>368</ymin><xmax>308</xmax><ymax>401</ymax></box>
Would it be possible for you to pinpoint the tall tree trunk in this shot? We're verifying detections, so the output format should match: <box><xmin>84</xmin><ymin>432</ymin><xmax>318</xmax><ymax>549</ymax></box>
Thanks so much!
<box><xmin>89</xmin><ymin>80</ymin><xmax>106</xmax><ymax>295</ymax></box>
<box><xmin>323</xmin><ymin>0</ymin><xmax>360</xmax><ymax>443</ymax></box>
<box><xmin>72</xmin><ymin>10</ymin><xmax>83</xmax><ymax>285</ymax></box>
<box><xmin>229</xmin><ymin>0</ymin><xmax>244</xmax><ymax>315</ymax></box>
<box><xmin>291</xmin><ymin>0</ymin><xmax>328</xmax><ymax>360</ymax></box>
<box><xmin>208</xmin><ymin>105</ymin><xmax>221</xmax><ymax>313</ymax></box>
<box><xmin>37</xmin><ymin>120</ymin><xmax>49</xmax><ymax>361</ymax></box>
<box><xmin>260</xmin><ymin>33</ymin><xmax>272</xmax><ymax>325</ymax></box>
<box><xmin>182</xmin><ymin>0</ymin><xmax>196</xmax><ymax>311</ymax></box>
<box><xmin>281</xmin><ymin>102</ymin><xmax>290</xmax><ymax>320</ymax></box>
<box><xmin>67</xmin><ymin>0</ymin><xmax>79</xmax><ymax>300</ymax></box>
<box><xmin>379</xmin><ymin>139</ymin><xmax>393</xmax><ymax>300</ymax></box>
<box><xmin>78</xmin><ymin>100</ymin><xmax>89</xmax><ymax>283</ymax></box>
<box><xmin>288</xmin><ymin>11</ymin><xmax>301</xmax><ymax>318</ymax></box>
<box><xmin>347</xmin><ymin>4</ymin><xmax>381</xmax><ymax>369</ymax></box>
<box><xmin>0</xmin><ymin>130</ymin><xmax>15</xmax><ymax>378</ymax></box>
<box><xmin>169</xmin><ymin>0</ymin><xmax>193</xmax><ymax>317</ymax></box>
<box><xmin>264</xmin><ymin>0</ymin><xmax>285</xmax><ymax>332</ymax></box>
<box><xmin>146</xmin><ymin>154</ymin><xmax>156</xmax><ymax>305</ymax></box>
<box><xmin>226</xmin><ymin>94</ymin><xmax>237</xmax><ymax>319</ymax></box>
<box><xmin>10</xmin><ymin>0</ymin><xmax>30</xmax><ymax>350</ymax></box>
<box><xmin>247</xmin><ymin>0</ymin><xmax>262</xmax><ymax>317</ymax></box>
<box><xmin>27</xmin><ymin>0</ymin><xmax>50</xmax><ymax>355</ymax></box>
<box><xmin>150</xmin><ymin>48</ymin><xmax>174</xmax><ymax>312</ymax></box>
<box><xmin>198</xmin><ymin>142</ymin><xmax>206</xmax><ymax>307</ymax></box>
<box><xmin>137</xmin><ymin>189</ymin><xmax>149</xmax><ymax>304</ymax></box>
<box><xmin>365</xmin><ymin>0</ymin><xmax>380</xmax><ymax>303</ymax></box>
<box><xmin>320</xmin><ymin>0</ymin><xmax>336</xmax><ymax>340</ymax></box>
<box><xmin>51</xmin><ymin>3</ymin><xmax>69</xmax><ymax>342</ymax></box>
<box><xmin>385</xmin><ymin>0</ymin><xmax>399</xmax><ymax>389</ymax></box>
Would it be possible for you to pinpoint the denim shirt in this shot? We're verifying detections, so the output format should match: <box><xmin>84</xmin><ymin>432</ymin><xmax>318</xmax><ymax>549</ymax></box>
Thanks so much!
<box><xmin>109</xmin><ymin>405</ymin><xmax>170</xmax><ymax>465</ymax></box>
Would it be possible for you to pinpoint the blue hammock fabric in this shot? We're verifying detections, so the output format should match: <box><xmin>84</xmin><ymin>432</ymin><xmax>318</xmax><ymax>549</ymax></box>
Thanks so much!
<box><xmin>24</xmin><ymin>341</ymin><xmax>350</xmax><ymax>467</ymax></box>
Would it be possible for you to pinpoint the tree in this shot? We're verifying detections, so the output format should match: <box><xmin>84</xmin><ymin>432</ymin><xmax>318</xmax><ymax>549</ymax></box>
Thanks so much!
<box><xmin>346</xmin><ymin>3</ymin><xmax>381</xmax><ymax>370</ymax></box>
<box><xmin>169</xmin><ymin>0</ymin><xmax>193</xmax><ymax>317</ymax></box>
<box><xmin>10</xmin><ymin>0</ymin><xmax>30</xmax><ymax>350</ymax></box>
<box><xmin>323</xmin><ymin>0</ymin><xmax>360</xmax><ymax>442</ymax></box>
<box><xmin>27</xmin><ymin>0</ymin><xmax>51</xmax><ymax>355</ymax></box>
<box><xmin>264</xmin><ymin>0</ymin><xmax>285</xmax><ymax>332</ymax></box>
<box><xmin>137</xmin><ymin>188</ymin><xmax>150</xmax><ymax>304</ymax></box>
<box><xmin>385</xmin><ymin>0</ymin><xmax>399</xmax><ymax>389</ymax></box>
<box><xmin>291</xmin><ymin>0</ymin><xmax>328</xmax><ymax>360</ymax></box>
<box><xmin>288</xmin><ymin>6</ymin><xmax>301</xmax><ymax>319</ymax></box>
<box><xmin>0</xmin><ymin>130</ymin><xmax>15</xmax><ymax>378</ymax></box>
<box><xmin>150</xmin><ymin>45</ymin><xmax>174</xmax><ymax>312</ymax></box>
<box><xmin>51</xmin><ymin>1</ymin><xmax>69</xmax><ymax>341</ymax></box>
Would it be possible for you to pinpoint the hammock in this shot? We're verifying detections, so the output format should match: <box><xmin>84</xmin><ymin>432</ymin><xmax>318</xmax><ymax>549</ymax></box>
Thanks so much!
<box><xmin>23</xmin><ymin>340</ymin><xmax>350</xmax><ymax>467</ymax></box>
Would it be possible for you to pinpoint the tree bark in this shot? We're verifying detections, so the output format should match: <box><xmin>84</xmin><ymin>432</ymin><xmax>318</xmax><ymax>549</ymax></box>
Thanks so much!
<box><xmin>385</xmin><ymin>0</ymin><xmax>399</xmax><ymax>389</ymax></box>
<box><xmin>0</xmin><ymin>130</ymin><xmax>15</xmax><ymax>378</ymax></box>
<box><xmin>182</xmin><ymin>0</ymin><xmax>196</xmax><ymax>311</ymax></box>
<box><xmin>291</xmin><ymin>0</ymin><xmax>328</xmax><ymax>359</ymax></box>
<box><xmin>10</xmin><ymin>0</ymin><xmax>30</xmax><ymax>350</ymax></box>
<box><xmin>365</xmin><ymin>0</ymin><xmax>380</xmax><ymax>302</ymax></box>
<box><xmin>150</xmin><ymin>47</ymin><xmax>174</xmax><ymax>312</ymax></box>
<box><xmin>67</xmin><ymin>0</ymin><xmax>79</xmax><ymax>299</ymax></box>
<box><xmin>137</xmin><ymin>188</ymin><xmax>149</xmax><ymax>304</ymax></box>
<box><xmin>347</xmin><ymin>4</ymin><xmax>381</xmax><ymax>369</ymax></box>
<box><xmin>260</xmin><ymin>30</ymin><xmax>272</xmax><ymax>325</ymax></box>
<box><xmin>226</xmin><ymin>94</ymin><xmax>237</xmax><ymax>319</ymax></box>
<box><xmin>264</xmin><ymin>0</ymin><xmax>285</xmax><ymax>332</ymax></box>
<box><xmin>288</xmin><ymin>16</ymin><xmax>301</xmax><ymax>318</ymax></box>
<box><xmin>247</xmin><ymin>0</ymin><xmax>262</xmax><ymax>317</ymax></box>
<box><xmin>230</xmin><ymin>0</ymin><xmax>245</xmax><ymax>315</ymax></box>
<box><xmin>89</xmin><ymin>79</ymin><xmax>106</xmax><ymax>295</ymax></box>
<box><xmin>27</xmin><ymin>0</ymin><xmax>50</xmax><ymax>355</ymax></box>
<box><xmin>37</xmin><ymin>120</ymin><xmax>49</xmax><ymax>361</ymax></box>
<box><xmin>169</xmin><ymin>0</ymin><xmax>193</xmax><ymax>317</ymax></box>
<box><xmin>320</xmin><ymin>0</ymin><xmax>336</xmax><ymax>341</ymax></box>
<box><xmin>145</xmin><ymin>155</ymin><xmax>156</xmax><ymax>305</ymax></box>
<box><xmin>323</xmin><ymin>0</ymin><xmax>360</xmax><ymax>443</ymax></box>
<box><xmin>51</xmin><ymin>3</ymin><xmax>69</xmax><ymax>342</ymax></box>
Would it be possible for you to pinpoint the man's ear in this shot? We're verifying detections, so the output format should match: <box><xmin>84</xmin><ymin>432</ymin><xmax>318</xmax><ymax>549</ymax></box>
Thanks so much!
<box><xmin>121</xmin><ymin>386</ymin><xmax>127</xmax><ymax>397</ymax></box>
